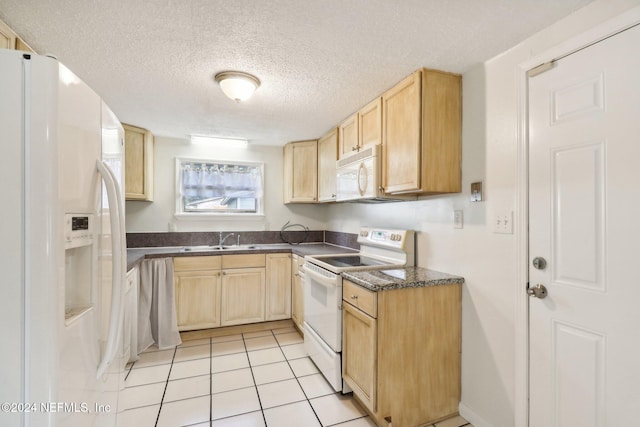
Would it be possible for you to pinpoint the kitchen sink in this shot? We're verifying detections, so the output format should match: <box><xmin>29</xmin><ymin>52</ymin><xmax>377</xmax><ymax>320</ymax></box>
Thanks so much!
<box><xmin>179</xmin><ymin>245</ymin><xmax>260</xmax><ymax>252</ymax></box>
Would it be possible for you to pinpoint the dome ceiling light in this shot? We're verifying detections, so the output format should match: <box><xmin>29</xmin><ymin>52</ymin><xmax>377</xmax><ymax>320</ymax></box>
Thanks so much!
<box><xmin>214</xmin><ymin>71</ymin><xmax>261</xmax><ymax>102</ymax></box>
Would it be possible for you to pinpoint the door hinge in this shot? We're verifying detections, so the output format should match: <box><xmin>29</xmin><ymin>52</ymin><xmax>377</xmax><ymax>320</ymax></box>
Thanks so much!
<box><xmin>527</xmin><ymin>61</ymin><xmax>554</xmax><ymax>78</ymax></box>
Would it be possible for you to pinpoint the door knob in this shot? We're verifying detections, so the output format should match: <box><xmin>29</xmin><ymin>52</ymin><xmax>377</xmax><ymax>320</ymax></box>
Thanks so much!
<box><xmin>527</xmin><ymin>284</ymin><xmax>548</xmax><ymax>299</ymax></box>
<box><xmin>532</xmin><ymin>257</ymin><xmax>547</xmax><ymax>270</ymax></box>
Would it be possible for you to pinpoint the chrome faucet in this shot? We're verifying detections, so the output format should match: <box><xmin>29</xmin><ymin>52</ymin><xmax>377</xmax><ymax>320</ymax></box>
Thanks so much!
<box><xmin>218</xmin><ymin>232</ymin><xmax>235</xmax><ymax>248</ymax></box>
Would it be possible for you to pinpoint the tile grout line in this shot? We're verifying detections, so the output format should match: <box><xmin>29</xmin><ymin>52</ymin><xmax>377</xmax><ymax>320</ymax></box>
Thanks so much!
<box><xmin>241</xmin><ymin>332</ymin><xmax>269</xmax><ymax>427</ymax></box>
<box><xmin>123</xmin><ymin>361</ymin><xmax>134</xmax><ymax>382</ymax></box>
<box><xmin>276</xmin><ymin>331</ymin><xmax>373</xmax><ymax>427</ymax></box>
<box><xmin>209</xmin><ymin>337</ymin><xmax>213</xmax><ymax>427</ymax></box>
<box><xmin>154</xmin><ymin>345</ymin><xmax>178</xmax><ymax>427</ymax></box>
<box><xmin>274</xmin><ymin>330</ymin><xmax>325</xmax><ymax>427</ymax></box>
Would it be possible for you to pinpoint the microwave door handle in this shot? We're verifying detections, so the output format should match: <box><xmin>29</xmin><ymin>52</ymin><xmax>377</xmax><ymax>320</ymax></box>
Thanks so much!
<box><xmin>357</xmin><ymin>162</ymin><xmax>368</xmax><ymax>196</ymax></box>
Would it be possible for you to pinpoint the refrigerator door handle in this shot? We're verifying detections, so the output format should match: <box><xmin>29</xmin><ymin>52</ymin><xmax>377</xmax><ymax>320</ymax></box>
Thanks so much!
<box><xmin>96</xmin><ymin>160</ymin><xmax>126</xmax><ymax>379</ymax></box>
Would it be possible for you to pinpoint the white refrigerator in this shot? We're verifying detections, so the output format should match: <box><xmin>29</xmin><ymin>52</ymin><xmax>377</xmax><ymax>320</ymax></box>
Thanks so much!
<box><xmin>0</xmin><ymin>49</ymin><xmax>127</xmax><ymax>427</ymax></box>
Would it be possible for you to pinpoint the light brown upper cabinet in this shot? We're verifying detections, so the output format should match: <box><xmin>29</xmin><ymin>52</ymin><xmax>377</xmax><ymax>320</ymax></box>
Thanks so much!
<box><xmin>283</xmin><ymin>140</ymin><xmax>318</xmax><ymax>203</ymax></box>
<box><xmin>382</xmin><ymin>68</ymin><xmax>461</xmax><ymax>195</ymax></box>
<box><xmin>0</xmin><ymin>19</ymin><xmax>34</xmax><ymax>52</ymax></box>
<box><xmin>317</xmin><ymin>128</ymin><xmax>339</xmax><ymax>202</ymax></box>
<box><xmin>358</xmin><ymin>97</ymin><xmax>382</xmax><ymax>150</ymax></box>
<box><xmin>338</xmin><ymin>113</ymin><xmax>358</xmax><ymax>159</ymax></box>
<box><xmin>338</xmin><ymin>97</ymin><xmax>382</xmax><ymax>159</ymax></box>
<box><xmin>123</xmin><ymin>123</ymin><xmax>154</xmax><ymax>201</ymax></box>
<box><xmin>0</xmin><ymin>19</ymin><xmax>17</xmax><ymax>49</ymax></box>
<box><xmin>15</xmin><ymin>37</ymin><xmax>34</xmax><ymax>53</ymax></box>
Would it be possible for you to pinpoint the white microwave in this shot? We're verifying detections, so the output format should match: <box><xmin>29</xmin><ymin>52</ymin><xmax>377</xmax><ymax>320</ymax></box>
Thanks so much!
<box><xmin>335</xmin><ymin>145</ymin><xmax>415</xmax><ymax>203</ymax></box>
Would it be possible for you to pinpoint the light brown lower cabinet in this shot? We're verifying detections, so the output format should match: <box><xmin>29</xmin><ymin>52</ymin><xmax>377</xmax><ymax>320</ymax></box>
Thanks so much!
<box><xmin>291</xmin><ymin>255</ymin><xmax>305</xmax><ymax>331</ymax></box>
<box><xmin>220</xmin><ymin>267</ymin><xmax>266</xmax><ymax>326</ymax></box>
<box><xmin>174</xmin><ymin>253</ymin><xmax>292</xmax><ymax>331</ymax></box>
<box><xmin>265</xmin><ymin>253</ymin><xmax>292</xmax><ymax>321</ymax></box>
<box><xmin>342</xmin><ymin>280</ymin><xmax>462</xmax><ymax>427</ymax></box>
<box><xmin>174</xmin><ymin>256</ymin><xmax>222</xmax><ymax>331</ymax></box>
<box><xmin>343</xmin><ymin>302</ymin><xmax>377</xmax><ymax>412</ymax></box>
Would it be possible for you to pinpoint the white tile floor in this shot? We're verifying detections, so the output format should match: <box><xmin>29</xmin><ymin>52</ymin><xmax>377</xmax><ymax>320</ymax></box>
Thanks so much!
<box><xmin>118</xmin><ymin>326</ymin><xmax>473</xmax><ymax>427</ymax></box>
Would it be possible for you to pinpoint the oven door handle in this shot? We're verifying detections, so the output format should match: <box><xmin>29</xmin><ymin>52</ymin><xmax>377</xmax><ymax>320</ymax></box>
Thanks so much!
<box><xmin>303</xmin><ymin>265</ymin><xmax>341</xmax><ymax>287</ymax></box>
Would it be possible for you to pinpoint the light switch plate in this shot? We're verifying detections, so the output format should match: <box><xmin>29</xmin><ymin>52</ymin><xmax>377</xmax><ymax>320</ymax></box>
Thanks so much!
<box><xmin>471</xmin><ymin>181</ymin><xmax>483</xmax><ymax>202</ymax></box>
<box><xmin>493</xmin><ymin>210</ymin><xmax>513</xmax><ymax>234</ymax></box>
<box><xmin>454</xmin><ymin>210</ymin><xmax>463</xmax><ymax>229</ymax></box>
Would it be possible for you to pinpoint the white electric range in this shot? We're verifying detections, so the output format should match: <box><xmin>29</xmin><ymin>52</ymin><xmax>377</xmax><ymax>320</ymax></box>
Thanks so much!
<box><xmin>302</xmin><ymin>227</ymin><xmax>415</xmax><ymax>392</ymax></box>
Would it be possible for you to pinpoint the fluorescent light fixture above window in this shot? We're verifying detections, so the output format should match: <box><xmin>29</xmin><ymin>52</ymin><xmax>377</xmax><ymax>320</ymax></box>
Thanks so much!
<box><xmin>190</xmin><ymin>135</ymin><xmax>249</xmax><ymax>147</ymax></box>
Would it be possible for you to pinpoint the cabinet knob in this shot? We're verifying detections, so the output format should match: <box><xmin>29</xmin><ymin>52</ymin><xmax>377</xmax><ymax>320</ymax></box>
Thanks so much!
<box><xmin>331</xmin><ymin>193</ymin><xmax>336</xmax><ymax>198</ymax></box>
<box><xmin>350</xmin><ymin>295</ymin><xmax>358</xmax><ymax>300</ymax></box>
<box><xmin>352</xmin><ymin>147</ymin><xmax>357</xmax><ymax>151</ymax></box>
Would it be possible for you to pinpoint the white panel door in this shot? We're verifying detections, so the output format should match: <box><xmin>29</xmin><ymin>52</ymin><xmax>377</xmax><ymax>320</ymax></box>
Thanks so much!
<box><xmin>528</xmin><ymin>24</ymin><xmax>640</xmax><ymax>427</ymax></box>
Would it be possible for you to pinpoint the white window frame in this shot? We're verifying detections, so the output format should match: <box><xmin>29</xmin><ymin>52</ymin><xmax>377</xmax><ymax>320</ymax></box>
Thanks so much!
<box><xmin>174</xmin><ymin>157</ymin><xmax>265</xmax><ymax>219</ymax></box>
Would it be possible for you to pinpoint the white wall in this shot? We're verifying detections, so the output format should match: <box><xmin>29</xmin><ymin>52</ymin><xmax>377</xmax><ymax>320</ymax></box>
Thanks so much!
<box><xmin>326</xmin><ymin>2</ymin><xmax>640</xmax><ymax>426</ymax></box>
<box><xmin>125</xmin><ymin>136</ymin><xmax>328</xmax><ymax>232</ymax></box>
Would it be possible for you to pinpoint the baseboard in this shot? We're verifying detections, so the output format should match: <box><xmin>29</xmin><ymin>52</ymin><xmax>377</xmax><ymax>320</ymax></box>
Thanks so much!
<box><xmin>459</xmin><ymin>402</ymin><xmax>495</xmax><ymax>427</ymax></box>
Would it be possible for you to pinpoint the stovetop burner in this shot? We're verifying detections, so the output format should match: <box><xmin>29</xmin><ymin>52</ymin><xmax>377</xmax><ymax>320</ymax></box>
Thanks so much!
<box><xmin>317</xmin><ymin>255</ymin><xmax>389</xmax><ymax>268</ymax></box>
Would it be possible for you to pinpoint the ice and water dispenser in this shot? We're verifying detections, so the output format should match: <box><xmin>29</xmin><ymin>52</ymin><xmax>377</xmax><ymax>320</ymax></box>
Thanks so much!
<box><xmin>64</xmin><ymin>213</ymin><xmax>94</xmax><ymax>323</ymax></box>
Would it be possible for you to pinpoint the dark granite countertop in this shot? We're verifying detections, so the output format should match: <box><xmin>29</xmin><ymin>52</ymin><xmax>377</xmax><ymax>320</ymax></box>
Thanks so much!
<box><xmin>342</xmin><ymin>267</ymin><xmax>464</xmax><ymax>292</ymax></box>
<box><xmin>127</xmin><ymin>243</ymin><xmax>357</xmax><ymax>271</ymax></box>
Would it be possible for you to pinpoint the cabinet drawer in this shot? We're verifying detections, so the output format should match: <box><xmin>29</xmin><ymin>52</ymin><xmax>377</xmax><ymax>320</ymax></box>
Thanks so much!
<box><xmin>174</xmin><ymin>256</ymin><xmax>221</xmax><ymax>272</ymax></box>
<box><xmin>343</xmin><ymin>280</ymin><xmax>377</xmax><ymax>318</ymax></box>
<box><xmin>222</xmin><ymin>253</ymin><xmax>266</xmax><ymax>269</ymax></box>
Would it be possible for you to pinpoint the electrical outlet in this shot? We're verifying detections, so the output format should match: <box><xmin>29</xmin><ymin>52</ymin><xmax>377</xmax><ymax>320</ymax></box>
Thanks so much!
<box><xmin>493</xmin><ymin>210</ymin><xmax>513</xmax><ymax>234</ymax></box>
<box><xmin>453</xmin><ymin>210</ymin><xmax>463</xmax><ymax>229</ymax></box>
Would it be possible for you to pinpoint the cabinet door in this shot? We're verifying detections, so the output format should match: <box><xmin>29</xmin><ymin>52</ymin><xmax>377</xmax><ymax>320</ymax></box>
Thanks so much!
<box><xmin>338</xmin><ymin>113</ymin><xmax>358</xmax><ymax>159</ymax></box>
<box><xmin>382</xmin><ymin>70</ymin><xmax>422</xmax><ymax>194</ymax></box>
<box><xmin>124</xmin><ymin>123</ymin><xmax>154</xmax><ymax>201</ymax></box>
<box><xmin>343</xmin><ymin>302</ymin><xmax>377</xmax><ymax>412</ymax></box>
<box><xmin>15</xmin><ymin>37</ymin><xmax>34</xmax><ymax>52</ymax></box>
<box><xmin>265</xmin><ymin>254</ymin><xmax>292</xmax><ymax>321</ymax></box>
<box><xmin>291</xmin><ymin>255</ymin><xmax>304</xmax><ymax>330</ymax></box>
<box><xmin>359</xmin><ymin>97</ymin><xmax>382</xmax><ymax>150</ymax></box>
<box><xmin>221</xmin><ymin>268</ymin><xmax>266</xmax><ymax>326</ymax></box>
<box><xmin>174</xmin><ymin>269</ymin><xmax>221</xmax><ymax>330</ymax></box>
<box><xmin>0</xmin><ymin>20</ymin><xmax>16</xmax><ymax>49</ymax></box>
<box><xmin>317</xmin><ymin>128</ymin><xmax>338</xmax><ymax>202</ymax></box>
<box><xmin>283</xmin><ymin>140</ymin><xmax>318</xmax><ymax>203</ymax></box>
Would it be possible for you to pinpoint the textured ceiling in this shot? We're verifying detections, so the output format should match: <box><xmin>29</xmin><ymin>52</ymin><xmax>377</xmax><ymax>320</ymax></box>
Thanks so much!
<box><xmin>0</xmin><ymin>0</ymin><xmax>593</xmax><ymax>145</ymax></box>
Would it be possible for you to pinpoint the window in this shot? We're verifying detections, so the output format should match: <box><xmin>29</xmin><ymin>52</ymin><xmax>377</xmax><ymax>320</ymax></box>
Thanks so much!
<box><xmin>176</xmin><ymin>158</ymin><xmax>264</xmax><ymax>215</ymax></box>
